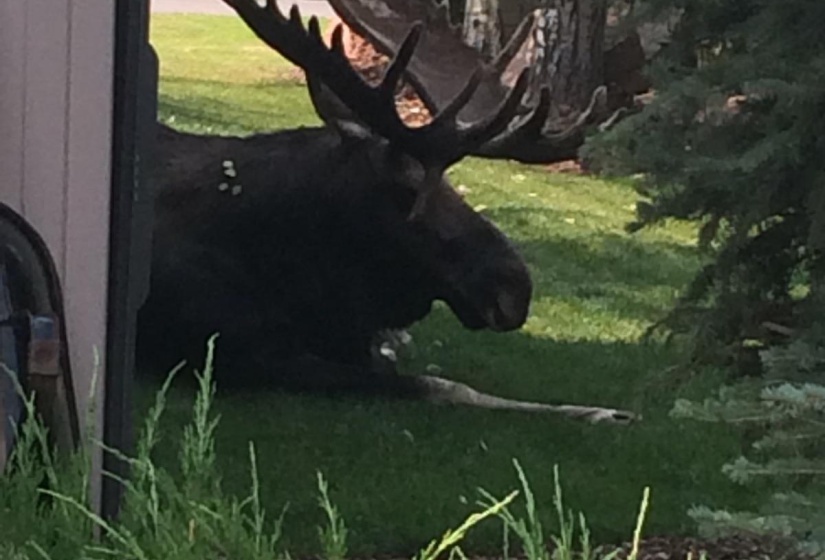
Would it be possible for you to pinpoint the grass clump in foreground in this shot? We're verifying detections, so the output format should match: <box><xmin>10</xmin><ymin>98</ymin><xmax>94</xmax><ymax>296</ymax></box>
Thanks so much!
<box><xmin>145</xmin><ymin>13</ymin><xmax>761</xmax><ymax>554</ymax></box>
<box><xmin>0</xmin><ymin>341</ymin><xmax>652</xmax><ymax>560</ymax></box>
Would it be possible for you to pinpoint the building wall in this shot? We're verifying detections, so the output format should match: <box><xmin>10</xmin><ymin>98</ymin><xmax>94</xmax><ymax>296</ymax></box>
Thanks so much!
<box><xmin>0</xmin><ymin>0</ymin><xmax>115</xmax><ymax>504</ymax></box>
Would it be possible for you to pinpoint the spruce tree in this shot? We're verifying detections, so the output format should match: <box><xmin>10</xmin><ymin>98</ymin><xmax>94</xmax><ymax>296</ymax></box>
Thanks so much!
<box><xmin>583</xmin><ymin>1</ymin><xmax>825</xmax><ymax>555</ymax></box>
<box><xmin>671</xmin><ymin>332</ymin><xmax>825</xmax><ymax>557</ymax></box>
<box><xmin>583</xmin><ymin>0</ymin><xmax>825</xmax><ymax>367</ymax></box>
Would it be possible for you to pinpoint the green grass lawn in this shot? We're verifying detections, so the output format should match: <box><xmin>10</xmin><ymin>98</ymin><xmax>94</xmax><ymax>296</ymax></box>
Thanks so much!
<box><xmin>146</xmin><ymin>13</ymin><xmax>758</xmax><ymax>557</ymax></box>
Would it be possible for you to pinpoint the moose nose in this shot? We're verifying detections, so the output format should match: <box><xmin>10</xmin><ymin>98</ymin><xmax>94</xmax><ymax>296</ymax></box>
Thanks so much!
<box><xmin>485</xmin><ymin>270</ymin><xmax>532</xmax><ymax>331</ymax></box>
<box><xmin>485</xmin><ymin>290</ymin><xmax>528</xmax><ymax>331</ymax></box>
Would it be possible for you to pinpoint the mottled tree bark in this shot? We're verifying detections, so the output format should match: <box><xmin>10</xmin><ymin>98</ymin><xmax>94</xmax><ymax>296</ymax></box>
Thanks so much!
<box><xmin>459</xmin><ymin>0</ymin><xmax>607</xmax><ymax>119</ymax></box>
<box><xmin>461</xmin><ymin>0</ymin><xmax>502</xmax><ymax>59</ymax></box>
<box><xmin>526</xmin><ymin>0</ymin><xmax>606</xmax><ymax>118</ymax></box>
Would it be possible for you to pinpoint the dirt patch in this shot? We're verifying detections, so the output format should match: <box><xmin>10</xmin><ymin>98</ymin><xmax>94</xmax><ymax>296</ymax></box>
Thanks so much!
<box><xmin>544</xmin><ymin>159</ymin><xmax>586</xmax><ymax>175</ymax></box>
<box><xmin>323</xmin><ymin>17</ymin><xmax>432</xmax><ymax>126</ymax></box>
<box><xmin>274</xmin><ymin>66</ymin><xmax>308</xmax><ymax>84</ymax></box>
<box><xmin>309</xmin><ymin>534</ymin><xmax>812</xmax><ymax>560</ymax></box>
<box><xmin>603</xmin><ymin>533</ymin><xmax>814</xmax><ymax>560</ymax></box>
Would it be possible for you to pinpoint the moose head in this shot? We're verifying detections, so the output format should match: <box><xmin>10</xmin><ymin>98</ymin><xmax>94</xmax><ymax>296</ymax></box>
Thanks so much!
<box><xmin>217</xmin><ymin>0</ymin><xmax>541</xmax><ymax>334</ymax></box>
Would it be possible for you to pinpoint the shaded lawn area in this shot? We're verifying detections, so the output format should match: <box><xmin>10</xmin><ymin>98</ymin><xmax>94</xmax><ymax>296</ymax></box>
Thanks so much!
<box><xmin>146</xmin><ymin>13</ymin><xmax>758</xmax><ymax>557</ymax></box>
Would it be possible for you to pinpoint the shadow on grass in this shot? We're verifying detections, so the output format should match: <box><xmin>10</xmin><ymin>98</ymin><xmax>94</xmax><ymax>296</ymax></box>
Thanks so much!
<box><xmin>522</xmin><ymin>234</ymin><xmax>698</xmax><ymax>288</ymax></box>
<box><xmin>508</xmin><ymin>241</ymin><xmax>696</xmax><ymax>329</ymax></box>
<box><xmin>487</xmin><ymin>206</ymin><xmax>699</xmax><ymax>285</ymax></box>
<box><xmin>466</xmin><ymin>205</ymin><xmax>700</xmax><ymax>327</ymax></box>
<box><xmin>135</xmin><ymin>322</ymin><xmax>751</xmax><ymax>557</ymax></box>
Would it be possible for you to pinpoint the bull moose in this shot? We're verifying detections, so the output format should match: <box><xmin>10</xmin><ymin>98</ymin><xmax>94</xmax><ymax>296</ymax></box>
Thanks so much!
<box><xmin>136</xmin><ymin>0</ymin><xmax>636</xmax><ymax>424</ymax></box>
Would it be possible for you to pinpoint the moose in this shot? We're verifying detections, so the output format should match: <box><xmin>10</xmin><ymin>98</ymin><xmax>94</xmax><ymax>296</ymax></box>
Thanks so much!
<box><xmin>136</xmin><ymin>0</ymin><xmax>636</xmax><ymax>424</ymax></box>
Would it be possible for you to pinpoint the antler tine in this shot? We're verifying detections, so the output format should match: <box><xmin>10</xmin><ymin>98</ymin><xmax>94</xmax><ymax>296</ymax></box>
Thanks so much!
<box><xmin>412</xmin><ymin>67</ymin><xmax>528</xmax><ymax>172</ymax></box>
<box><xmin>510</xmin><ymin>86</ymin><xmax>552</xmax><ymax>137</ymax></box>
<box><xmin>379</xmin><ymin>23</ymin><xmax>424</xmax><ymax>100</ymax></box>
<box><xmin>431</xmin><ymin>68</ymin><xmax>485</xmax><ymax>124</ymax></box>
<box><xmin>307</xmin><ymin>14</ymin><xmax>323</xmax><ymax>41</ymax></box>
<box><xmin>401</xmin><ymin>67</ymin><xmax>529</xmax><ymax>221</ymax></box>
<box><xmin>473</xmin><ymin>85</ymin><xmax>609</xmax><ymax>163</ymax></box>
<box><xmin>288</xmin><ymin>3</ymin><xmax>302</xmax><ymax>24</ymax></box>
<box><xmin>405</xmin><ymin>70</ymin><xmax>531</xmax><ymax>221</ymax></box>
<box><xmin>225</xmin><ymin>0</ymin><xmax>411</xmax><ymax>138</ymax></box>
<box><xmin>598</xmin><ymin>107</ymin><xmax>629</xmax><ymax>133</ymax></box>
<box><xmin>458</xmin><ymin>68</ymin><xmax>531</xmax><ymax>153</ymax></box>
<box><xmin>530</xmin><ymin>87</ymin><xmax>553</xmax><ymax>132</ymax></box>
<box><xmin>542</xmin><ymin>85</ymin><xmax>607</xmax><ymax>142</ymax></box>
<box><xmin>492</xmin><ymin>11</ymin><xmax>537</xmax><ymax>73</ymax></box>
<box><xmin>330</xmin><ymin>22</ymin><xmax>346</xmax><ymax>53</ymax></box>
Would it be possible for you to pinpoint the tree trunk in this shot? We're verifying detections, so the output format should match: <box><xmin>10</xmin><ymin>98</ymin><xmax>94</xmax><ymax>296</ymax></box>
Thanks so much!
<box><xmin>461</xmin><ymin>0</ymin><xmax>502</xmax><ymax>59</ymax></box>
<box><xmin>526</xmin><ymin>0</ymin><xmax>606</xmax><ymax>119</ymax></box>
<box><xmin>460</xmin><ymin>0</ymin><xmax>607</xmax><ymax>120</ymax></box>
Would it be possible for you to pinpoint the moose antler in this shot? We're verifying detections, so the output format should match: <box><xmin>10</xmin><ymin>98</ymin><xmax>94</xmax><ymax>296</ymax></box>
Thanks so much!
<box><xmin>327</xmin><ymin>0</ymin><xmax>615</xmax><ymax>164</ymax></box>
<box><xmin>223</xmin><ymin>0</ymin><xmax>535</xmax><ymax>218</ymax></box>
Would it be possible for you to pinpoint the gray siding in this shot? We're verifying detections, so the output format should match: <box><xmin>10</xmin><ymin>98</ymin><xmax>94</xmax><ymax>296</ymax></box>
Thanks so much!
<box><xmin>0</xmin><ymin>0</ymin><xmax>115</xmax><ymax>508</ymax></box>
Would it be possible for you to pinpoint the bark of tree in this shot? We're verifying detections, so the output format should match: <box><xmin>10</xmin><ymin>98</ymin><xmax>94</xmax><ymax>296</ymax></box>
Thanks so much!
<box><xmin>459</xmin><ymin>0</ymin><xmax>607</xmax><ymax>120</ymax></box>
<box><xmin>461</xmin><ymin>0</ymin><xmax>502</xmax><ymax>59</ymax></box>
<box><xmin>524</xmin><ymin>0</ymin><xmax>606</xmax><ymax>118</ymax></box>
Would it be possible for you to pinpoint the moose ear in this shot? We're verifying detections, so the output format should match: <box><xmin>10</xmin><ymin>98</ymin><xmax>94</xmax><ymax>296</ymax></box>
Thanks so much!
<box><xmin>306</xmin><ymin>71</ymin><xmax>374</xmax><ymax>142</ymax></box>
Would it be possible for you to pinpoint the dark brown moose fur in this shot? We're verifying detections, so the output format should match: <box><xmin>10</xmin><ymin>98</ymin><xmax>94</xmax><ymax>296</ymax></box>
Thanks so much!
<box><xmin>136</xmin><ymin>122</ymin><xmax>533</xmax><ymax>397</ymax></box>
<box><xmin>133</xmin><ymin>1</ymin><xmax>639</xmax><ymax>424</ymax></box>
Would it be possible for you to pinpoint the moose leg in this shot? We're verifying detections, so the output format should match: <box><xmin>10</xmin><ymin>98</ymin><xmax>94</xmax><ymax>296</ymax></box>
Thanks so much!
<box><xmin>411</xmin><ymin>374</ymin><xmax>639</xmax><ymax>425</ymax></box>
<box><xmin>272</xmin><ymin>355</ymin><xmax>638</xmax><ymax>425</ymax></box>
<box><xmin>369</xmin><ymin>328</ymin><xmax>414</xmax><ymax>375</ymax></box>
<box><xmin>274</xmin><ymin>354</ymin><xmax>428</xmax><ymax>397</ymax></box>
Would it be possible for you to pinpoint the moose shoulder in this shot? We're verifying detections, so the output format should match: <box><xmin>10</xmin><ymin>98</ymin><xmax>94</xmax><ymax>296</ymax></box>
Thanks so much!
<box><xmin>137</xmin><ymin>0</ymin><xmax>636</xmax><ymax>424</ymax></box>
